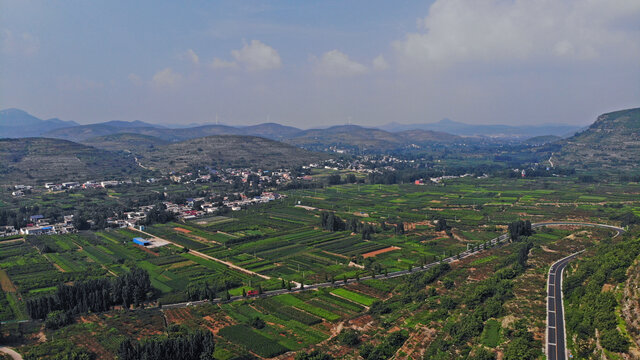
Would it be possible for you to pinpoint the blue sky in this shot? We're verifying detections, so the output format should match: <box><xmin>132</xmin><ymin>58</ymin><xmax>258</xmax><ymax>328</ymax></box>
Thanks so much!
<box><xmin>1</xmin><ymin>0</ymin><xmax>639</xmax><ymax>128</ymax></box>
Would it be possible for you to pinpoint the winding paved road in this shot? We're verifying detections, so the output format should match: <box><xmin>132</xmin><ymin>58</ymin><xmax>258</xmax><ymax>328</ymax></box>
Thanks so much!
<box><xmin>0</xmin><ymin>347</ymin><xmax>23</xmax><ymax>360</ymax></box>
<box><xmin>542</xmin><ymin>222</ymin><xmax>625</xmax><ymax>360</ymax></box>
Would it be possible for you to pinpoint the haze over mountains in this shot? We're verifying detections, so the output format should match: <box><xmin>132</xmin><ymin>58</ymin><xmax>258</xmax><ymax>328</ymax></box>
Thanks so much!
<box><xmin>1</xmin><ymin>107</ymin><xmax>638</xmax><ymax>185</ymax></box>
<box><xmin>1</xmin><ymin>108</ymin><xmax>582</xmax><ymax>143</ymax></box>
<box><xmin>0</xmin><ymin>109</ymin><xmax>78</xmax><ymax>138</ymax></box>
<box><xmin>378</xmin><ymin>118</ymin><xmax>582</xmax><ymax>138</ymax></box>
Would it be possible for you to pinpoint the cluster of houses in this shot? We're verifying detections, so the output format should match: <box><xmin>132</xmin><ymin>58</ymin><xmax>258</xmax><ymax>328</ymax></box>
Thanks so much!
<box><xmin>106</xmin><ymin>191</ymin><xmax>286</xmax><ymax>227</ymax></box>
<box><xmin>10</xmin><ymin>184</ymin><xmax>33</xmax><ymax>197</ymax></box>
<box><xmin>43</xmin><ymin>180</ymin><xmax>132</xmax><ymax>191</ymax></box>
<box><xmin>15</xmin><ymin>214</ymin><xmax>76</xmax><ymax>236</ymax></box>
<box><xmin>10</xmin><ymin>180</ymin><xmax>133</xmax><ymax>196</ymax></box>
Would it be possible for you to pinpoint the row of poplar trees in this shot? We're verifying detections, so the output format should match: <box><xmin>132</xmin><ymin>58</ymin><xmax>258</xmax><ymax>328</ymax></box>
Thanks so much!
<box><xmin>26</xmin><ymin>268</ymin><xmax>151</xmax><ymax>320</ymax></box>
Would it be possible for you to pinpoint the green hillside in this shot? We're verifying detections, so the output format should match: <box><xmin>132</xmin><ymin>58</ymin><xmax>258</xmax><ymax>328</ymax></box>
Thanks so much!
<box><xmin>522</xmin><ymin>135</ymin><xmax>561</xmax><ymax>146</ymax></box>
<box><xmin>82</xmin><ymin>133</ymin><xmax>169</xmax><ymax>153</ymax></box>
<box><xmin>138</xmin><ymin>135</ymin><xmax>327</xmax><ymax>171</ymax></box>
<box><xmin>553</xmin><ymin>108</ymin><xmax>640</xmax><ymax>171</ymax></box>
<box><xmin>287</xmin><ymin>125</ymin><xmax>460</xmax><ymax>151</ymax></box>
<box><xmin>0</xmin><ymin>138</ymin><xmax>149</xmax><ymax>184</ymax></box>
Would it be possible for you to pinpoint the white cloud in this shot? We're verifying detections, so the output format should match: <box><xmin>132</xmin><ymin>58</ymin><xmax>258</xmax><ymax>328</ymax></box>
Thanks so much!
<box><xmin>185</xmin><ymin>49</ymin><xmax>199</xmax><ymax>65</ymax></box>
<box><xmin>313</xmin><ymin>50</ymin><xmax>368</xmax><ymax>77</ymax></box>
<box><xmin>210</xmin><ymin>57</ymin><xmax>238</xmax><ymax>69</ymax></box>
<box><xmin>230</xmin><ymin>40</ymin><xmax>282</xmax><ymax>71</ymax></box>
<box><xmin>128</xmin><ymin>73</ymin><xmax>143</xmax><ymax>86</ymax></box>
<box><xmin>393</xmin><ymin>0</ymin><xmax>640</xmax><ymax>67</ymax></box>
<box><xmin>372</xmin><ymin>55</ymin><xmax>388</xmax><ymax>70</ymax></box>
<box><xmin>2</xmin><ymin>30</ymin><xmax>39</xmax><ymax>56</ymax></box>
<box><xmin>151</xmin><ymin>67</ymin><xmax>183</xmax><ymax>87</ymax></box>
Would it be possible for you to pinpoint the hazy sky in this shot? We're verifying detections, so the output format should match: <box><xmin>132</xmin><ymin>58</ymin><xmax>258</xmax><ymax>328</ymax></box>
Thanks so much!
<box><xmin>1</xmin><ymin>0</ymin><xmax>639</xmax><ymax>128</ymax></box>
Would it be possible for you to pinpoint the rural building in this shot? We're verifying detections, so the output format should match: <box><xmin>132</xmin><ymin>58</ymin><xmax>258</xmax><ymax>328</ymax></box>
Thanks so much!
<box><xmin>132</xmin><ymin>237</ymin><xmax>151</xmax><ymax>246</ymax></box>
<box><xmin>20</xmin><ymin>226</ymin><xmax>54</xmax><ymax>235</ymax></box>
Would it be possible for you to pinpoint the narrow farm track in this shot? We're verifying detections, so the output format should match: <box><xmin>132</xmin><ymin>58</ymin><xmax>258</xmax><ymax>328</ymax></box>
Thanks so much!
<box><xmin>163</xmin><ymin>221</ymin><xmax>625</xmax><ymax>309</ymax></box>
<box><xmin>128</xmin><ymin>227</ymin><xmax>272</xmax><ymax>280</ymax></box>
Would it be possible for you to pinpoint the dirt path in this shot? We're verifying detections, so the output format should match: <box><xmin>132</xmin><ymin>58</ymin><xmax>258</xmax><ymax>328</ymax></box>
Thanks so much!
<box><xmin>0</xmin><ymin>347</ymin><xmax>23</xmax><ymax>360</ymax></box>
<box><xmin>0</xmin><ymin>270</ymin><xmax>17</xmax><ymax>292</ymax></box>
<box><xmin>217</xmin><ymin>231</ymin><xmax>238</xmax><ymax>238</ymax></box>
<box><xmin>362</xmin><ymin>246</ymin><xmax>401</xmax><ymax>258</ymax></box>
<box><xmin>128</xmin><ymin>227</ymin><xmax>271</xmax><ymax>280</ymax></box>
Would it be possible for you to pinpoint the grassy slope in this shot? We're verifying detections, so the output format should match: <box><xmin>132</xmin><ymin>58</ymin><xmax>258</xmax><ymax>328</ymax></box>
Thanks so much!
<box><xmin>555</xmin><ymin>107</ymin><xmax>640</xmax><ymax>170</ymax></box>
<box><xmin>138</xmin><ymin>135</ymin><xmax>327</xmax><ymax>171</ymax></box>
<box><xmin>0</xmin><ymin>138</ymin><xmax>149</xmax><ymax>184</ymax></box>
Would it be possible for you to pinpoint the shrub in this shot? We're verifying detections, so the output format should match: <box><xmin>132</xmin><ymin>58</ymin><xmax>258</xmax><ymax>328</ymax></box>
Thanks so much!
<box><xmin>336</xmin><ymin>329</ymin><xmax>360</xmax><ymax>346</ymax></box>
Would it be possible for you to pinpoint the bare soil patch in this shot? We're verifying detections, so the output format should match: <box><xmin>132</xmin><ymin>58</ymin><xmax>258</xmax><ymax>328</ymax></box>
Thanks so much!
<box><xmin>0</xmin><ymin>270</ymin><xmax>17</xmax><ymax>292</ymax></box>
<box><xmin>134</xmin><ymin>244</ymin><xmax>159</xmax><ymax>257</ymax></box>
<box><xmin>362</xmin><ymin>246</ymin><xmax>401</xmax><ymax>258</ymax></box>
<box><xmin>173</xmin><ymin>227</ymin><xmax>191</xmax><ymax>234</ymax></box>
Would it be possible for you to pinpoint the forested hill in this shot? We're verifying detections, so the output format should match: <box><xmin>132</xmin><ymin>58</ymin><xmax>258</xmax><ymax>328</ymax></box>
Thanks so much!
<box><xmin>137</xmin><ymin>135</ymin><xmax>328</xmax><ymax>171</ymax></box>
<box><xmin>553</xmin><ymin>107</ymin><xmax>640</xmax><ymax>171</ymax></box>
<box><xmin>285</xmin><ymin>125</ymin><xmax>461</xmax><ymax>151</ymax></box>
<box><xmin>0</xmin><ymin>137</ymin><xmax>149</xmax><ymax>184</ymax></box>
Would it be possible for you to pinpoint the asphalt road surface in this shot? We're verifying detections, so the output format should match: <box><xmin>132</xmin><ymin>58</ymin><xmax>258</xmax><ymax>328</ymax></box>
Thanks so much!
<box><xmin>543</xmin><ymin>223</ymin><xmax>625</xmax><ymax>360</ymax></box>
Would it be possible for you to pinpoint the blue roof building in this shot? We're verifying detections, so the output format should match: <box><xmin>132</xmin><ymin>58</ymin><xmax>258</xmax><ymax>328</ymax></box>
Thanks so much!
<box><xmin>132</xmin><ymin>237</ymin><xmax>151</xmax><ymax>246</ymax></box>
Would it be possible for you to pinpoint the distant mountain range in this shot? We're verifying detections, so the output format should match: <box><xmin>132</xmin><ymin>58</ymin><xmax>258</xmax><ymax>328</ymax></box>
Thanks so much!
<box><xmin>0</xmin><ymin>109</ymin><xmax>79</xmax><ymax>137</ymax></box>
<box><xmin>2</xmin><ymin>108</ymin><xmax>583</xmax><ymax>143</ymax></box>
<box><xmin>378</xmin><ymin>118</ymin><xmax>583</xmax><ymax>138</ymax></box>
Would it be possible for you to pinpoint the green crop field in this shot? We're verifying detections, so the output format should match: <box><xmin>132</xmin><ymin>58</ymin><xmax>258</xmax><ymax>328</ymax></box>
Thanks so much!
<box><xmin>219</xmin><ymin>324</ymin><xmax>289</xmax><ymax>357</ymax></box>
<box><xmin>480</xmin><ymin>319</ymin><xmax>502</xmax><ymax>347</ymax></box>
<box><xmin>330</xmin><ymin>288</ymin><xmax>376</xmax><ymax>306</ymax></box>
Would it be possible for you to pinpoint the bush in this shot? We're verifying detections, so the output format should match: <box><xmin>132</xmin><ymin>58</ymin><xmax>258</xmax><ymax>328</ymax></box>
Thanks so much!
<box><xmin>45</xmin><ymin>310</ymin><xmax>72</xmax><ymax>330</ymax></box>
<box><xmin>249</xmin><ymin>316</ymin><xmax>265</xmax><ymax>329</ymax></box>
<box><xmin>336</xmin><ymin>329</ymin><xmax>360</xmax><ymax>346</ymax></box>
<box><xmin>600</xmin><ymin>329</ymin><xmax>629</xmax><ymax>353</ymax></box>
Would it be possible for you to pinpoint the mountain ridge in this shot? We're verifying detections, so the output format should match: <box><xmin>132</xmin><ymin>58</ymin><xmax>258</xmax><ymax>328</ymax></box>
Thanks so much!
<box><xmin>553</xmin><ymin>107</ymin><xmax>640</xmax><ymax>170</ymax></box>
<box><xmin>378</xmin><ymin>118</ymin><xmax>582</xmax><ymax>138</ymax></box>
<box><xmin>0</xmin><ymin>109</ymin><xmax>79</xmax><ymax>138</ymax></box>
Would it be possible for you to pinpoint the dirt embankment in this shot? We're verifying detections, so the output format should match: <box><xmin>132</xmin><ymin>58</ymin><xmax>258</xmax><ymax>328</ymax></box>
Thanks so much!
<box><xmin>622</xmin><ymin>260</ymin><xmax>640</xmax><ymax>351</ymax></box>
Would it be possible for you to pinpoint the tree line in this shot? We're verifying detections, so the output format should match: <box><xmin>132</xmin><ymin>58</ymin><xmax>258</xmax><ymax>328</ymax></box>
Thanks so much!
<box><xmin>507</xmin><ymin>219</ymin><xmax>532</xmax><ymax>242</ymax></box>
<box><xmin>321</xmin><ymin>211</ymin><xmax>399</xmax><ymax>240</ymax></box>
<box><xmin>117</xmin><ymin>327</ymin><xmax>215</xmax><ymax>360</ymax></box>
<box><xmin>26</xmin><ymin>268</ymin><xmax>151</xmax><ymax>320</ymax></box>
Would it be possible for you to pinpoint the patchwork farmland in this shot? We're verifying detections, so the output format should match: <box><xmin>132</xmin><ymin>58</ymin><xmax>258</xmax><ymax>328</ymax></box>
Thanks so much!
<box><xmin>2</xmin><ymin>177</ymin><xmax>640</xmax><ymax>359</ymax></box>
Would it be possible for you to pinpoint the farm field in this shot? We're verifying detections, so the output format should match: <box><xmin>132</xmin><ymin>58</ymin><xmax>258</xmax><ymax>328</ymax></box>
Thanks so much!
<box><xmin>1</xmin><ymin>178</ymin><xmax>640</xmax><ymax>359</ymax></box>
<box><xmin>2</xmin><ymin>178</ymin><xmax>640</xmax><ymax>324</ymax></box>
<box><xmin>162</xmin><ymin>284</ymin><xmax>380</xmax><ymax>359</ymax></box>
<box><xmin>0</xmin><ymin>228</ymin><xmax>260</xmax><ymax>313</ymax></box>
<box><xmin>8</xmin><ymin>220</ymin><xmax>627</xmax><ymax>359</ymax></box>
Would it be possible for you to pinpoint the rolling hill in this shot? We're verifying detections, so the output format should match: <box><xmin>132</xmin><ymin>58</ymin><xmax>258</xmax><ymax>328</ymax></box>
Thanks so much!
<box><xmin>553</xmin><ymin>107</ymin><xmax>640</xmax><ymax>170</ymax></box>
<box><xmin>286</xmin><ymin>125</ymin><xmax>461</xmax><ymax>151</ymax></box>
<box><xmin>44</xmin><ymin>121</ymin><xmax>288</xmax><ymax>142</ymax></box>
<box><xmin>239</xmin><ymin>123</ymin><xmax>303</xmax><ymax>141</ymax></box>
<box><xmin>0</xmin><ymin>138</ymin><xmax>149</xmax><ymax>184</ymax></box>
<box><xmin>379</xmin><ymin>118</ymin><xmax>582</xmax><ymax>138</ymax></box>
<box><xmin>0</xmin><ymin>109</ymin><xmax>78</xmax><ymax>138</ymax></box>
<box><xmin>522</xmin><ymin>135</ymin><xmax>561</xmax><ymax>146</ymax></box>
<box><xmin>137</xmin><ymin>135</ymin><xmax>327</xmax><ymax>171</ymax></box>
<box><xmin>82</xmin><ymin>133</ymin><xmax>169</xmax><ymax>153</ymax></box>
